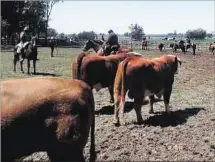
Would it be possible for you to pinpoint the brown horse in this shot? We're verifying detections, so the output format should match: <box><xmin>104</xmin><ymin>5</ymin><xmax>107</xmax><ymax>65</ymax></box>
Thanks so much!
<box><xmin>209</xmin><ymin>43</ymin><xmax>215</xmax><ymax>55</ymax></box>
<box><xmin>14</xmin><ymin>42</ymin><xmax>38</xmax><ymax>74</ymax></box>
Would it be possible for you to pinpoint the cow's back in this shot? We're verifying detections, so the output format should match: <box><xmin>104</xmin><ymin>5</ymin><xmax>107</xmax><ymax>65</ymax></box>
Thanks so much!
<box><xmin>124</xmin><ymin>57</ymin><xmax>174</xmax><ymax>98</ymax></box>
<box><xmin>1</xmin><ymin>77</ymin><xmax>95</xmax><ymax>161</ymax></box>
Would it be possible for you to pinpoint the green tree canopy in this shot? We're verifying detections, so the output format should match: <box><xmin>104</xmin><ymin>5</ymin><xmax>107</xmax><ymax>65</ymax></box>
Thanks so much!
<box><xmin>78</xmin><ymin>31</ymin><xmax>96</xmax><ymax>40</ymax></box>
<box><xmin>185</xmin><ymin>28</ymin><xmax>207</xmax><ymax>39</ymax></box>
<box><xmin>129</xmin><ymin>23</ymin><xmax>145</xmax><ymax>41</ymax></box>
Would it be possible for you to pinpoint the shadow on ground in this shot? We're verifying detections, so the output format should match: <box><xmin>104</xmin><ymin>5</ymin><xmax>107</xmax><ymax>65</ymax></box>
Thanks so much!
<box><xmin>95</xmin><ymin>101</ymin><xmax>134</xmax><ymax>115</ymax></box>
<box><xmin>33</xmin><ymin>72</ymin><xmax>59</xmax><ymax>77</ymax></box>
<box><xmin>143</xmin><ymin>107</ymin><xmax>205</xmax><ymax>127</ymax></box>
<box><xmin>95</xmin><ymin>98</ymin><xmax>163</xmax><ymax>115</ymax></box>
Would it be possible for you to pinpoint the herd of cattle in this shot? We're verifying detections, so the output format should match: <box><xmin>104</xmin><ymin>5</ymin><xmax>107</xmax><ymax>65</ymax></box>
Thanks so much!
<box><xmin>0</xmin><ymin>39</ymin><xmax>214</xmax><ymax>161</ymax></box>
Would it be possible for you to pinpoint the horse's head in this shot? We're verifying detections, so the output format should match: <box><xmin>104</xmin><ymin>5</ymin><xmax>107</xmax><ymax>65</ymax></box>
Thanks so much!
<box><xmin>83</xmin><ymin>40</ymin><xmax>102</xmax><ymax>53</ymax></box>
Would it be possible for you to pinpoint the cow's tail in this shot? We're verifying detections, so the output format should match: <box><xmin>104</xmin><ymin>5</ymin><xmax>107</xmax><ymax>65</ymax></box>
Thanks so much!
<box><xmin>77</xmin><ymin>52</ymin><xmax>87</xmax><ymax>79</ymax></box>
<box><xmin>114</xmin><ymin>57</ymin><xmax>130</xmax><ymax>117</ymax></box>
<box><xmin>121</xmin><ymin>58</ymin><xmax>130</xmax><ymax>104</ymax></box>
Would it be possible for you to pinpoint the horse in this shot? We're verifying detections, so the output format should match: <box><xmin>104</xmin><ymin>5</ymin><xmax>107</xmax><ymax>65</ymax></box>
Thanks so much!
<box><xmin>158</xmin><ymin>43</ymin><xmax>164</xmax><ymax>51</ymax></box>
<box><xmin>142</xmin><ymin>40</ymin><xmax>148</xmax><ymax>50</ymax></box>
<box><xmin>83</xmin><ymin>39</ymin><xmax>104</xmax><ymax>56</ymax></box>
<box><xmin>178</xmin><ymin>40</ymin><xmax>186</xmax><ymax>54</ymax></box>
<box><xmin>209</xmin><ymin>43</ymin><xmax>215</xmax><ymax>55</ymax></box>
<box><xmin>13</xmin><ymin>41</ymin><xmax>38</xmax><ymax>74</ymax></box>
<box><xmin>83</xmin><ymin>39</ymin><xmax>132</xmax><ymax>56</ymax></box>
<box><xmin>184</xmin><ymin>42</ymin><xmax>191</xmax><ymax>52</ymax></box>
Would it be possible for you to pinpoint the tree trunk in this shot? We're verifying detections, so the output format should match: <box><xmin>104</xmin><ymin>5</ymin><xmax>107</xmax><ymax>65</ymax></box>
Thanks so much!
<box><xmin>45</xmin><ymin>20</ymin><xmax>48</xmax><ymax>46</ymax></box>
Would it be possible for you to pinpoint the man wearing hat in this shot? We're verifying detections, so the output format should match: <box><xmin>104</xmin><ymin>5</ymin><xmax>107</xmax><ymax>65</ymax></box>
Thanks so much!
<box><xmin>103</xmin><ymin>29</ymin><xmax>120</xmax><ymax>55</ymax></box>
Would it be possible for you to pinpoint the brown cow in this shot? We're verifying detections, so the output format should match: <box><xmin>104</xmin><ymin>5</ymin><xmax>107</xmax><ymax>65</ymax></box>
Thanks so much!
<box><xmin>113</xmin><ymin>54</ymin><xmax>182</xmax><ymax>125</ymax></box>
<box><xmin>72</xmin><ymin>52</ymin><xmax>142</xmax><ymax>103</ymax></box>
<box><xmin>1</xmin><ymin>77</ymin><xmax>96</xmax><ymax>162</ymax></box>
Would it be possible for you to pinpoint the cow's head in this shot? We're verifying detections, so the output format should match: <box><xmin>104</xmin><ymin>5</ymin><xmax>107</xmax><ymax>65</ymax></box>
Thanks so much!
<box><xmin>167</xmin><ymin>55</ymin><xmax>182</xmax><ymax>74</ymax></box>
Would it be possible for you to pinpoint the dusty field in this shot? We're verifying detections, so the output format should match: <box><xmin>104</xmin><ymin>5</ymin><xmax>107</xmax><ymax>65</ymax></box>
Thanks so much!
<box><xmin>1</xmin><ymin>47</ymin><xmax>215</xmax><ymax>161</ymax></box>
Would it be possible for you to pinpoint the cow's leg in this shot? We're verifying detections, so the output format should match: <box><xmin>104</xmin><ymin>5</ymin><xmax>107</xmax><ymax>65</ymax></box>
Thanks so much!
<box><xmin>113</xmin><ymin>95</ymin><xmax>124</xmax><ymax>126</ymax></box>
<box><xmin>134</xmin><ymin>98</ymin><xmax>144</xmax><ymax>124</ymax></box>
<box><xmin>108</xmin><ymin>86</ymin><xmax>114</xmax><ymax>103</ymax></box>
<box><xmin>163</xmin><ymin>86</ymin><xmax>172</xmax><ymax>114</ymax></box>
<box><xmin>47</xmin><ymin>144</ymin><xmax>85</xmax><ymax>162</ymax></box>
<box><xmin>27</xmin><ymin>59</ymin><xmax>30</xmax><ymax>74</ymax></box>
<box><xmin>33</xmin><ymin>59</ymin><xmax>36</xmax><ymax>74</ymax></box>
<box><xmin>20</xmin><ymin>58</ymin><xmax>24</xmax><ymax>73</ymax></box>
<box><xmin>149</xmin><ymin>95</ymin><xmax>155</xmax><ymax>114</ymax></box>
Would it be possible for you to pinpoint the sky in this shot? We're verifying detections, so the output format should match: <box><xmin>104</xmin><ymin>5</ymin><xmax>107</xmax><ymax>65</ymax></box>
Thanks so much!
<box><xmin>49</xmin><ymin>1</ymin><xmax>215</xmax><ymax>35</ymax></box>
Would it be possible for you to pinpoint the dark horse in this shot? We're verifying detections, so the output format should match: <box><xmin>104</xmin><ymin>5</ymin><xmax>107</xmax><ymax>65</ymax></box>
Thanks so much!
<box><xmin>83</xmin><ymin>39</ymin><xmax>104</xmax><ymax>54</ymax></box>
<box><xmin>83</xmin><ymin>39</ymin><xmax>132</xmax><ymax>56</ymax></box>
<box><xmin>14</xmin><ymin>42</ymin><xmax>38</xmax><ymax>74</ymax></box>
<box><xmin>142</xmin><ymin>40</ymin><xmax>148</xmax><ymax>50</ymax></box>
<box><xmin>178</xmin><ymin>40</ymin><xmax>186</xmax><ymax>54</ymax></box>
<box><xmin>158</xmin><ymin>43</ymin><xmax>164</xmax><ymax>51</ymax></box>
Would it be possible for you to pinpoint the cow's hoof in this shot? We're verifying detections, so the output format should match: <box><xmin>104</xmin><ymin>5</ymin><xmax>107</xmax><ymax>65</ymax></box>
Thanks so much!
<box><xmin>113</xmin><ymin>120</ymin><xmax>120</xmax><ymax>127</ymax></box>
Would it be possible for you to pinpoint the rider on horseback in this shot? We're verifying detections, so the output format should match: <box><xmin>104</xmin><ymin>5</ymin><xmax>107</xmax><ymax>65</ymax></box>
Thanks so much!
<box><xmin>15</xmin><ymin>25</ymin><xmax>38</xmax><ymax>60</ymax></box>
<box><xmin>15</xmin><ymin>25</ymin><xmax>31</xmax><ymax>54</ymax></box>
<box><xmin>103</xmin><ymin>29</ymin><xmax>120</xmax><ymax>54</ymax></box>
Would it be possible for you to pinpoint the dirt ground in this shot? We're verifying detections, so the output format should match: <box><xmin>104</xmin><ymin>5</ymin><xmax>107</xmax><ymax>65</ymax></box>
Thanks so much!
<box><xmin>6</xmin><ymin>49</ymin><xmax>215</xmax><ymax>161</ymax></box>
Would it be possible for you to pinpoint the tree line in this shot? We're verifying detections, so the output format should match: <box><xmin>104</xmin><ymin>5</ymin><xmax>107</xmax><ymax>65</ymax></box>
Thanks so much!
<box><xmin>1</xmin><ymin>0</ymin><xmax>60</xmax><ymax>45</ymax></box>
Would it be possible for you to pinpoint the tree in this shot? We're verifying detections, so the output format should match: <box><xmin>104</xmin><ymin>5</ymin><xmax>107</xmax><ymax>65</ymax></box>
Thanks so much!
<box><xmin>124</xmin><ymin>32</ymin><xmax>130</xmax><ymax>37</ymax></box>
<box><xmin>173</xmin><ymin>30</ymin><xmax>177</xmax><ymax>38</ymax></box>
<box><xmin>1</xmin><ymin>1</ymin><xmax>25</xmax><ymax>35</ymax></box>
<box><xmin>185</xmin><ymin>28</ymin><xmax>207</xmax><ymax>39</ymax></box>
<box><xmin>47</xmin><ymin>27</ymin><xmax>58</xmax><ymax>37</ymax></box>
<box><xmin>43</xmin><ymin>0</ymin><xmax>62</xmax><ymax>44</ymax></box>
<box><xmin>78</xmin><ymin>31</ymin><xmax>96</xmax><ymax>40</ymax></box>
<box><xmin>206</xmin><ymin>33</ymin><xmax>213</xmax><ymax>38</ymax></box>
<box><xmin>58</xmin><ymin>33</ymin><xmax>66</xmax><ymax>39</ymax></box>
<box><xmin>21</xmin><ymin>1</ymin><xmax>46</xmax><ymax>35</ymax></box>
<box><xmin>129</xmin><ymin>24</ymin><xmax>145</xmax><ymax>41</ymax></box>
<box><xmin>1</xmin><ymin>1</ymin><xmax>47</xmax><ymax>44</ymax></box>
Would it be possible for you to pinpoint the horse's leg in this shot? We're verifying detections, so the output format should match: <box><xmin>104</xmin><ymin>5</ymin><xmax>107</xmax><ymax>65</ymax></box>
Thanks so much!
<box><xmin>27</xmin><ymin>59</ymin><xmax>30</xmax><ymax>74</ymax></box>
<box><xmin>20</xmin><ymin>58</ymin><xmax>24</xmax><ymax>73</ymax></box>
<box><xmin>33</xmin><ymin>59</ymin><xmax>36</xmax><ymax>74</ymax></box>
<box><xmin>13</xmin><ymin>55</ymin><xmax>18</xmax><ymax>72</ymax></box>
<box><xmin>51</xmin><ymin>47</ymin><xmax>54</xmax><ymax>57</ymax></box>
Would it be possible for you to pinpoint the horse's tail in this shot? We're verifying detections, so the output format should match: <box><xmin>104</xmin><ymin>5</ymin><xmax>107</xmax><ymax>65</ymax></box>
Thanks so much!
<box><xmin>77</xmin><ymin>52</ymin><xmax>87</xmax><ymax>79</ymax></box>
